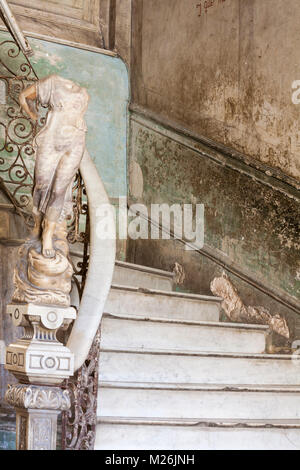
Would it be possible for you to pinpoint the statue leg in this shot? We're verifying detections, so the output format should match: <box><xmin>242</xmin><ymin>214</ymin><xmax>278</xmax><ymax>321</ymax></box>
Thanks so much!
<box><xmin>41</xmin><ymin>175</ymin><xmax>74</xmax><ymax>258</ymax></box>
<box><xmin>42</xmin><ymin>217</ymin><xmax>57</xmax><ymax>258</ymax></box>
<box><xmin>30</xmin><ymin>208</ymin><xmax>43</xmax><ymax>239</ymax></box>
<box><xmin>41</xmin><ymin>142</ymin><xmax>85</xmax><ymax>258</ymax></box>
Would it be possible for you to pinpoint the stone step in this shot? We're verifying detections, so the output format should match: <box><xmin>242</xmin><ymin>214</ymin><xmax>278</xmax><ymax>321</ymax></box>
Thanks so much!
<box><xmin>99</xmin><ymin>349</ymin><xmax>300</xmax><ymax>386</ymax></box>
<box><xmin>101</xmin><ymin>314</ymin><xmax>269</xmax><ymax>354</ymax></box>
<box><xmin>98</xmin><ymin>382</ymin><xmax>300</xmax><ymax>421</ymax></box>
<box><xmin>95</xmin><ymin>417</ymin><xmax>300</xmax><ymax>450</ymax></box>
<box><xmin>104</xmin><ymin>285</ymin><xmax>221</xmax><ymax>322</ymax></box>
<box><xmin>70</xmin><ymin>254</ymin><xmax>175</xmax><ymax>292</ymax></box>
<box><xmin>113</xmin><ymin>261</ymin><xmax>174</xmax><ymax>291</ymax></box>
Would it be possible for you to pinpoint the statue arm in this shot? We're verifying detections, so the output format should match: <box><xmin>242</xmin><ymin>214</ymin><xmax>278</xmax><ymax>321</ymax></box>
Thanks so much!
<box><xmin>19</xmin><ymin>84</ymin><xmax>38</xmax><ymax>122</ymax></box>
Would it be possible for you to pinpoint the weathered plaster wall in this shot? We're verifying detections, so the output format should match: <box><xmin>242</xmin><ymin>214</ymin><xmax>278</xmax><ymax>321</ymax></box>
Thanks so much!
<box><xmin>132</xmin><ymin>0</ymin><xmax>300</xmax><ymax>181</ymax></box>
<box><xmin>128</xmin><ymin>113</ymin><xmax>300</xmax><ymax>332</ymax></box>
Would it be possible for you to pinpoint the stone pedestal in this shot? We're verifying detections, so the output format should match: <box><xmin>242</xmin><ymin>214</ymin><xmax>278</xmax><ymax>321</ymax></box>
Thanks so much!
<box><xmin>5</xmin><ymin>303</ymin><xmax>76</xmax><ymax>450</ymax></box>
<box><xmin>5</xmin><ymin>303</ymin><xmax>76</xmax><ymax>385</ymax></box>
<box><xmin>5</xmin><ymin>384</ymin><xmax>70</xmax><ymax>450</ymax></box>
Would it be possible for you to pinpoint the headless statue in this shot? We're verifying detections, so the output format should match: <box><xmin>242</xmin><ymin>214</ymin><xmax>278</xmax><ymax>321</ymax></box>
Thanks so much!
<box><xmin>20</xmin><ymin>74</ymin><xmax>89</xmax><ymax>258</ymax></box>
<box><xmin>13</xmin><ymin>75</ymin><xmax>89</xmax><ymax>307</ymax></box>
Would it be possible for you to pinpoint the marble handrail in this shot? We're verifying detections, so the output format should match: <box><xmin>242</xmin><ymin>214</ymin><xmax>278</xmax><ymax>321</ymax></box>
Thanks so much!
<box><xmin>67</xmin><ymin>149</ymin><xmax>116</xmax><ymax>371</ymax></box>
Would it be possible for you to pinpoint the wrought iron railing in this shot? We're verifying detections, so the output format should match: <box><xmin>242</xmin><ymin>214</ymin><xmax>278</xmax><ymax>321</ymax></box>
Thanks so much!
<box><xmin>0</xmin><ymin>39</ymin><xmax>38</xmax><ymax>213</ymax></box>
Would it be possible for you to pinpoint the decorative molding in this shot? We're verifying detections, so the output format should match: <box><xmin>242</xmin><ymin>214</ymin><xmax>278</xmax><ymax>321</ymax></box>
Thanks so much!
<box><xmin>0</xmin><ymin>26</ymin><xmax>118</xmax><ymax>57</ymax></box>
<box><xmin>2</xmin><ymin>0</ymin><xmax>104</xmax><ymax>48</ymax></box>
<box><xmin>130</xmin><ymin>105</ymin><xmax>300</xmax><ymax>202</ymax></box>
<box><xmin>5</xmin><ymin>384</ymin><xmax>71</xmax><ymax>411</ymax></box>
<box><xmin>8</xmin><ymin>384</ymin><xmax>70</xmax><ymax>450</ymax></box>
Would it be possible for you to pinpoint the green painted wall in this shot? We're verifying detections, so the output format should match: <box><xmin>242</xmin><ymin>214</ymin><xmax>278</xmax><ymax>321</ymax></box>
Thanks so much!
<box><xmin>0</xmin><ymin>30</ymin><xmax>129</xmax><ymax>199</ymax></box>
<box><xmin>128</xmin><ymin>115</ymin><xmax>300</xmax><ymax>337</ymax></box>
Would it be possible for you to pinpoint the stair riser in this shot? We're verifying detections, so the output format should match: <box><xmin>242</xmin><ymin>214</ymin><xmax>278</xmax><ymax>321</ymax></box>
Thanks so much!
<box><xmin>98</xmin><ymin>387</ymin><xmax>300</xmax><ymax>420</ymax></box>
<box><xmin>99</xmin><ymin>352</ymin><xmax>300</xmax><ymax>385</ymax></box>
<box><xmin>95</xmin><ymin>424</ymin><xmax>300</xmax><ymax>450</ymax></box>
<box><xmin>101</xmin><ymin>318</ymin><xmax>267</xmax><ymax>354</ymax></box>
<box><xmin>112</xmin><ymin>267</ymin><xmax>173</xmax><ymax>291</ymax></box>
<box><xmin>105</xmin><ymin>291</ymin><xmax>220</xmax><ymax>322</ymax></box>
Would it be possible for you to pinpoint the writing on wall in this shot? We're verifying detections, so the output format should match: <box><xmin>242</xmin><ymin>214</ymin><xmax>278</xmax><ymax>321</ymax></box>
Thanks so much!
<box><xmin>196</xmin><ymin>0</ymin><xmax>226</xmax><ymax>17</ymax></box>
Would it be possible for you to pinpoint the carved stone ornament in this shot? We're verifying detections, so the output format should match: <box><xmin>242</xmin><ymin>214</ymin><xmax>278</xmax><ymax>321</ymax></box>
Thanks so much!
<box><xmin>5</xmin><ymin>384</ymin><xmax>71</xmax><ymax>451</ymax></box>
<box><xmin>13</xmin><ymin>222</ymin><xmax>74</xmax><ymax>308</ymax></box>
<box><xmin>172</xmin><ymin>262</ymin><xmax>186</xmax><ymax>285</ymax></box>
<box><xmin>210</xmin><ymin>272</ymin><xmax>290</xmax><ymax>338</ymax></box>
<box><xmin>5</xmin><ymin>384</ymin><xmax>71</xmax><ymax>410</ymax></box>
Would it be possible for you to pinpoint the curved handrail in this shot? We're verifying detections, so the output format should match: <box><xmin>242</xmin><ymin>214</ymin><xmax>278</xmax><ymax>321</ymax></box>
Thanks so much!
<box><xmin>67</xmin><ymin>149</ymin><xmax>116</xmax><ymax>372</ymax></box>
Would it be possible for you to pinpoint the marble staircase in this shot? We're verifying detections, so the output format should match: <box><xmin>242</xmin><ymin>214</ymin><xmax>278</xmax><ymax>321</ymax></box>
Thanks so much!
<box><xmin>95</xmin><ymin>261</ymin><xmax>300</xmax><ymax>450</ymax></box>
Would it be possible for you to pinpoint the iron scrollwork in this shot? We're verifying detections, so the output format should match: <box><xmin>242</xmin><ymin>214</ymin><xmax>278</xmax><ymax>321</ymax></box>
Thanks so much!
<box><xmin>61</xmin><ymin>328</ymin><xmax>101</xmax><ymax>450</ymax></box>
<box><xmin>68</xmin><ymin>172</ymin><xmax>90</xmax><ymax>301</ymax></box>
<box><xmin>0</xmin><ymin>39</ymin><xmax>39</xmax><ymax>214</ymax></box>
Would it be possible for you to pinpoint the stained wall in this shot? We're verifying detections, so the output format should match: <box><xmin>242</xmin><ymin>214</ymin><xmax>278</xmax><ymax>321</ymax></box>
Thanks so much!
<box><xmin>132</xmin><ymin>0</ymin><xmax>300</xmax><ymax>182</ymax></box>
<box><xmin>128</xmin><ymin>0</ymin><xmax>300</xmax><ymax>331</ymax></box>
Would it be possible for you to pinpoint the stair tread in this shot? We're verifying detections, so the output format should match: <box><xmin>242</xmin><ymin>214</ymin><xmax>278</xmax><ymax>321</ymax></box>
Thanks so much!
<box><xmin>70</xmin><ymin>254</ymin><xmax>175</xmax><ymax>279</ymax></box>
<box><xmin>110</xmin><ymin>284</ymin><xmax>222</xmax><ymax>302</ymax></box>
<box><xmin>103</xmin><ymin>312</ymin><xmax>269</xmax><ymax>332</ymax></box>
<box><xmin>98</xmin><ymin>381</ymin><xmax>300</xmax><ymax>392</ymax></box>
<box><xmin>115</xmin><ymin>260</ymin><xmax>174</xmax><ymax>278</ymax></box>
<box><xmin>97</xmin><ymin>416</ymin><xmax>300</xmax><ymax>428</ymax></box>
<box><xmin>100</xmin><ymin>346</ymin><xmax>294</xmax><ymax>360</ymax></box>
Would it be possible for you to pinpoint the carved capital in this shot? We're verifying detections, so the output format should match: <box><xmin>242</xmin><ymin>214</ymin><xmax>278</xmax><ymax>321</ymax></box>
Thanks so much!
<box><xmin>7</xmin><ymin>303</ymin><xmax>76</xmax><ymax>330</ymax></box>
<box><xmin>5</xmin><ymin>384</ymin><xmax>71</xmax><ymax>411</ymax></box>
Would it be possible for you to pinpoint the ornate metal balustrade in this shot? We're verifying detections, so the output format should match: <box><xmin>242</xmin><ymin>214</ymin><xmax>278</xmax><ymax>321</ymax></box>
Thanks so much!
<box><xmin>0</xmin><ymin>36</ymin><xmax>100</xmax><ymax>450</ymax></box>
<box><xmin>0</xmin><ymin>39</ymin><xmax>37</xmax><ymax>213</ymax></box>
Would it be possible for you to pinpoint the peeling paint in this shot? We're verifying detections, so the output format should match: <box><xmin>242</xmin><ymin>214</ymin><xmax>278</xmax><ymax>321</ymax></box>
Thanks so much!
<box><xmin>132</xmin><ymin>0</ymin><xmax>300</xmax><ymax>182</ymax></box>
<box><xmin>129</xmin><ymin>117</ymin><xmax>300</xmax><ymax>304</ymax></box>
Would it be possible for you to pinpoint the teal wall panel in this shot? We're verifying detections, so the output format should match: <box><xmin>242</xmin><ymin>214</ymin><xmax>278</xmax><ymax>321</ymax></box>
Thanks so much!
<box><xmin>0</xmin><ymin>31</ymin><xmax>129</xmax><ymax>199</ymax></box>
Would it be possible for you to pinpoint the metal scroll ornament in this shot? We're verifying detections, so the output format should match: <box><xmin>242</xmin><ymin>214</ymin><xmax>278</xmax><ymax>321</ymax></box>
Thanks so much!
<box><xmin>68</xmin><ymin>172</ymin><xmax>90</xmax><ymax>301</ymax></box>
<box><xmin>61</xmin><ymin>329</ymin><xmax>101</xmax><ymax>450</ymax></box>
<box><xmin>0</xmin><ymin>39</ymin><xmax>40</xmax><ymax>213</ymax></box>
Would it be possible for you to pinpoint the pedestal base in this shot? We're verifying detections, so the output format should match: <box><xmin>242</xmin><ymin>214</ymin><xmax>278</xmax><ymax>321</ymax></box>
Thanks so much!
<box><xmin>5</xmin><ymin>384</ymin><xmax>70</xmax><ymax>450</ymax></box>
